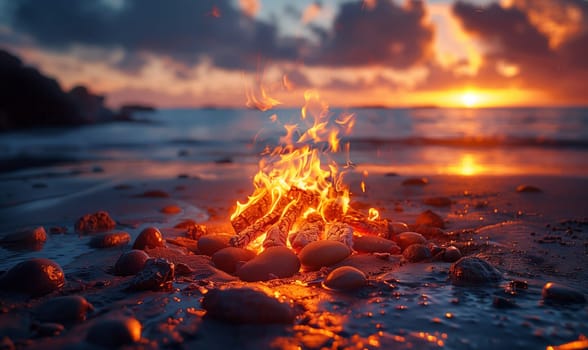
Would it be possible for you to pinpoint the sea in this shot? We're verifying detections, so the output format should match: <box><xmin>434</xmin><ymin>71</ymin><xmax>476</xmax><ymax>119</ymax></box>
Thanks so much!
<box><xmin>1</xmin><ymin>107</ymin><xmax>587</xmax><ymax>179</ymax></box>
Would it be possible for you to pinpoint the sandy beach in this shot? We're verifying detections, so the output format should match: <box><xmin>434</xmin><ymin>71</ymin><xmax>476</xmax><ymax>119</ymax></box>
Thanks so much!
<box><xmin>1</xmin><ymin>161</ymin><xmax>586</xmax><ymax>349</ymax></box>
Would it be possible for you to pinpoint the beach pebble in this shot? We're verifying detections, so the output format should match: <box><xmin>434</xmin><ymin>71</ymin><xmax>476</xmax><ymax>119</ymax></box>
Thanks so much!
<box><xmin>161</xmin><ymin>205</ymin><xmax>182</xmax><ymax>214</ymax></box>
<box><xmin>128</xmin><ymin>258</ymin><xmax>174</xmax><ymax>291</ymax></box>
<box><xmin>411</xmin><ymin>224</ymin><xmax>446</xmax><ymax>239</ymax></box>
<box><xmin>0</xmin><ymin>226</ymin><xmax>46</xmax><ymax>249</ymax></box>
<box><xmin>139</xmin><ymin>190</ymin><xmax>169</xmax><ymax>198</ymax></box>
<box><xmin>33</xmin><ymin>322</ymin><xmax>64</xmax><ymax>337</ymax></box>
<box><xmin>175</xmin><ymin>220</ymin><xmax>207</xmax><ymax>240</ymax></box>
<box><xmin>388</xmin><ymin>221</ymin><xmax>409</xmax><ymax>235</ymax></box>
<box><xmin>402</xmin><ymin>177</ymin><xmax>428</xmax><ymax>186</ymax></box>
<box><xmin>132</xmin><ymin>227</ymin><xmax>164</xmax><ymax>250</ymax></box>
<box><xmin>86</xmin><ymin>316</ymin><xmax>141</xmax><ymax>347</ymax></box>
<box><xmin>75</xmin><ymin>211</ymin><xmax>116</xmax><ymax>233</ymax></box>
<box><xmin>402</xmin><ymin>244</ymin><xmax>431</xmax><ymax>262</ymax></box>
<box><xmin>34</xmin><ymin>296</ymin><xmax>94</xmax><ymax>323</ymax></box>
<box><xmin>443</xmin><ymin>246</ymin><xmax>462</xmax><ymax>262</ymax></box>
<box><xmin>415</xmin><ymin>210</ymin><xmax>445</xmax><ymax>228</ymax></box>
<box><xmin>323</xmin><ymin>266</ymin><xmax>367</xmax><ymax>291</ymax></box>
<box><xmin>236</xmin><ymin>246</ymin><xmax>300</xmax><ymax>281</ymax></box>
<box><xmin>201</xmin><ymin>286</ymin><xmax>296</xmax><ymax>324</ymax></box>
<box><xmin>212</xmin><ymin>247</ymin><xmax>256</xmax><ymax>274</ymax></box>
<box><xmin>423</xmin><ymin>196</ymin><xmax>452</xmax><ymax>207</ymax></box>
<box><xmin>392</xmin><ymin>232</ymin><xmax>427</xmax><ymax>250</ymax></box>
<box><xmin>0</xmin><ymin>258</ymin><xmax>65</xmax><ymax>296</ymax></box>
<box><xmin>89</xmin><ymin>231</ymin><xmax>131</xmax><ymax>248</ymax></box>
<box><xmin>298</xmin><ymin>240</ymin><xmax>351</xmax><ymax>270</ymax></box>
<box><xmin>198</xmin><ymin>234</ymin><xmax>232</xmax><ymax>256</ymax></box>
<box><xmin>541</xmin><ymin>282</ymin><xmax>586</xmax><ymax>304</ymax></box>
<box><xmin>516</xmin><ymin>184</ymin><xmax>542</xmax><ymax>193</ymax></box>
<box><xmin>114</xmin><ymin>250</ymin><xmax>150</xmax><ymax>276</ymax></box>
<box><xmin>449</xmin><ymin>257</ymin><xmax>502</xmax><ymax>285</ymax></box>
<box><xmin>353</xmin><ymin>235</ymin><xmax>400</xmax><ymax>254</ymax></box>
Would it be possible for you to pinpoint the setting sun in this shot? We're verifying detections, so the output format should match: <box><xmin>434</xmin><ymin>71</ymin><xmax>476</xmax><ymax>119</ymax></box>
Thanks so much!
<box><xmin>461</xmin><ymin>92</ymin><xmax>479</xmax><ymax>108</ymax></box>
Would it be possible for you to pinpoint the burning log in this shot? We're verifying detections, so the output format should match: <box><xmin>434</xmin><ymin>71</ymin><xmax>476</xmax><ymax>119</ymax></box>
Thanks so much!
<box><xmin>325</xmin><ymin>222</ymin><xmax>354</xmax><ymax>248</ymax></box>
<box><xmin>342</xmin><ymin>216</ymin><xmax>389</xmax><ymax>239</ymax></box>
<box><xmin>263</xmin><ymin>190</ymin><xmax>317</xmax><ymax>248</ymax></box>
<box><xmin>289</xmin><ymin>213</ymin><xmax>325</xmax><ymax>252</ymax></box>
<box><xmin>231</xmin><ymin>189</ymin><xmax>272</xmax><ymax>233</ymax></box>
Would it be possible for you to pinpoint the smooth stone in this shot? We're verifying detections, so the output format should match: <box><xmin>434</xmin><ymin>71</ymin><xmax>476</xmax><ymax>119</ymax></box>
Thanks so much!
<box><xmin>0</xmin><ymin>226</ymin><xmax>46</xmax><ymax>249</ymax></box>
<box><xmin>198</xmin><ymin>234</ymin><xmax>232</xmax><ymax>256</ymax></box>
<box><xmin>392</xmin><ymin>232</ymin><xmax>427</xmax><ymax>250</ymax></box>
<box><xmin>323</xmin><ymin>266</ymin><xmax>367</xmax><ymax>291</ymax></box>
<box><xmin>34</xmin><ymin>296</ymin><xmax>94</xmax><ymax>323</ymax></box>
<box><xmin>236</xmin><ymin>246</ymin><xmax>300</xmax><ymax>281</ymax></box>
<box><xmin>132</xmin><ymin>227</ymin><xmax>164</xmax><ymax>250</ymax></box>
<box><xmin>0</xmin><ymin>258</ymin><xmax>65</xmax><ymax>296</ymax></box>
<box><xmin>128</xmin><ymin>258</ymin><xmax>174</xmax><ymax>291</ymax></box>
<box><xmin>541</xmin><ymin>282</ymin><xmax>586</xmax><ymax>304</ymax></box>
<box><xmin>161</xmin><ymin>205</ymin><xmax>182</xmax><ymax>214</ymax></box>
<box><xmin>89</xmin><ymin>231</ymin><xmax>131</xmax><ymax>248</ymax></box>
<box><xmin>114</xmin><ymin>250</ymin><xmax>150</xmax><ymax>276</ymax></box>
<box><xmin>212</xmin><ymin>247</ymin><xmax>256</xmax><ymax>274</ymax></box>
<box><xmin>411</xmin><ymin>224</ymin><xmax>446</xmax><ymax>239</ymax></box>
<box><xmin>75</xmin><ymin>211</ymin><xmax>116</xmax><ymax>233</ymax></box>
<box><xmin>298</xmin><ymin>240</ymin><xmax>351</xmax><ymax>270</ymax></box>
<box><xmin>449</xmin><ymin>257</ymin><xmax>502</xmax><ymax>285</ymax></box>
<box><xmin>33</xmin><ymin>322</ymin><xmax>64</xmax><ymax>337</ymax></box>
<box><xmin>388</xmin><ymin>221</ymin><xmax>409</xmax><ymax>235</ymax></box>
<box><xmin>443</xmin><ymin>246</ymin><xmax>462</xmax><ymax>262</ymax></box>
<box><xmin>201</xmin><ymin>286</ymin><xmax>296</xmax><ymax>324</ymax></box>
<box><xmin>402</xmin><ymin>244</ymin><xmax>431</xmax><ymax>262</ymax></box>
<box><xmin>415</xmin><ymin>210</ymin><xmax>445</xmax><ymax>228</ymax></box>
<box><xmin>401</xmin><ymin>177</ymin><xmax>428</xmax><ymax>186</ymax></box>
<box><xmin>86</xmin><ymin>316</ymin><xmax>141</xmax><ymax>347</ymax></box>
<box><xmin>516</xmin><ymin>184</ymin><xmax>542</xmax><ymax>193</ymax></box>
<box><xmin>353</xmin><ymin>236</ymin><xmax>400</xmax><ymax>254</ymax></box>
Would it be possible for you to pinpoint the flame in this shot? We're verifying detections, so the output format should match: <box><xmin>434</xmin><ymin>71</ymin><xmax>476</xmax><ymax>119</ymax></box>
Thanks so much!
<box><xmin>368</xmin><ymin>208</ymin><xmax>379</xmax><ymax>221</ymax></box>
<box><xmin>231</xmin><ymin>89</ymin><xmax>356</xmax><ymax>252</ymax></box>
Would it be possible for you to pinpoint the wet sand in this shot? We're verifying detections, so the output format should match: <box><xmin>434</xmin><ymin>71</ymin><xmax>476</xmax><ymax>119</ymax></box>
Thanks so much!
<box><xmin>0</xmin><ymin>165</ymin><xmax>587</xmax><ymax>349</ymax></box>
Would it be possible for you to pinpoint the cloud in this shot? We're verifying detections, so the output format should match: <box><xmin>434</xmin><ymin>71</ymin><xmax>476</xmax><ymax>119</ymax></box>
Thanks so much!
<box><xmin>7</xmin><ymin>0</ymin><xmax>303</xmax><ymax>71</ymax></box>
<box><xmin>306</xmin><ymin>0</ymin><xmax>434</xmax><ymax>68</ymax></box>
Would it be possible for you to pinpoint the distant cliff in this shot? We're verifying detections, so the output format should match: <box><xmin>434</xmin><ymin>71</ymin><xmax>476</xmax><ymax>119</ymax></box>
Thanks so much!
<box><xmin>0</xmin><ymin>49</ymin><xmax>144</xmax><ymax>131</ymax></box>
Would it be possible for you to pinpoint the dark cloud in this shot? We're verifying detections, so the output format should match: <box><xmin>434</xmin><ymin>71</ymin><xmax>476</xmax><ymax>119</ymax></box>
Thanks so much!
<box><xmin>306</xmin><ymin>0</ymin><xmax>434</xmax><ymax>68</ymax></box>
<box><xmin>7</xmin><ymin>0</ymin><xmax>303</xmax><ymax>71</ymax></box>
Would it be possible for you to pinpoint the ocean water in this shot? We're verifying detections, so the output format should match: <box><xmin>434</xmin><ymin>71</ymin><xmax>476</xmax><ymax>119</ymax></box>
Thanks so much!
<box><xmin>1</xmin><ymin>107</ymin><xmax>587</xmax><ymax>177</ymax></box>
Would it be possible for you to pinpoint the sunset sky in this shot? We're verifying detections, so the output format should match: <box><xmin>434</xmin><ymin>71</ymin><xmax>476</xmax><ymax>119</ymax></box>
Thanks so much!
<box><xmin>1</xmin><ymin>0</ymin><xmax>587</xmax><ymax>108</ymax></box>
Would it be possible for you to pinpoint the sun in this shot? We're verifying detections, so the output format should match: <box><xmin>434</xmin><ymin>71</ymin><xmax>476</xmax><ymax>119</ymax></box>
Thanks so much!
<box><xmin>461</xmin><ymin>91</ymin><xmax>479</xmax><ymax>108</ymax></box>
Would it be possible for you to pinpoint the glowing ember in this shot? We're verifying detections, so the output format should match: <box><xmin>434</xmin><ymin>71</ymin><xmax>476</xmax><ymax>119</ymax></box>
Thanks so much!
<box><xmin>230</xmin><ymin>89</ymin><xmax>385</xmax><ymax>252</ymax></box>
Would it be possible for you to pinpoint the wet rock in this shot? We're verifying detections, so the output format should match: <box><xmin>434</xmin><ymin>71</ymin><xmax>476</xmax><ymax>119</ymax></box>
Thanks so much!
<box><xmin>212</xmin><ymin>247</ymin><xmax>256</xmax><ymax>274</ymax></box>
<box><xmin>299</xmin><ymin>240</ymin><xmax>351</xmax><ymax>270</ymax></box>
<box><xmin>323</xmin><ymin>266</ymin><xmax>367</xmax><ymax>291</ymax></box>
<box><xmin>353</xmin><ymin>236</ymin><xmax>400</xmax><ymax>254</ymax></box>
<box><xmin>197</xmin><ymin>234</ymin><xmax>232</xmax><ymax>256</ymax></box>
<box><xmin>493</xmin><ymin>296</ymin><xmax>517</xmax><ymax>309</ymax></box>
<box><xmin>202</xmin><ymin>286</ymin><xmax>296</xmax><ymax>324</ymax></box>
<box><xmin>161</xmin><ymin>205</ymin><xmax>181</xmax><ymax>214</ymax></box>
<box><xmin>443</xmin><ymin>246</ymin><xmax>462</xmax><ymax>262</ymax></box>
<box><xmin>86</xmin><ymin>316</ymin><xmax>142</xmax><ymax>347</ymax></box>
<box><xmin>236</xmin><ymin>246</ymin><xmax>300</xmax><ymax>281</ymax></box>
<box><xmin>75</xmin><ymin>211</ymin><xmax>116</xmax><ymax>233</ymax></box>
<box><xmin>415</xmin><ymin>210</ymin><xmax>445</xmax><ymax>228</ymax></box>
<box><xmin>387</xmin><ymin>221</ymin><xmax>409</xmax><ymax>235</ymax></box>
<box><xmin>89</xmin><ymin>231</ymin><xmax>131</xmax><ymax>248</ymax></box>
<box><xmin>402</xmin><ymin>244</ymin><xmax>431</xmax><ymax>262</ymax></box>
<box><xmin>402</xmin><ymin>177</ymin><xmax>428</xmax><ymax>186</ymax></box>
<box><xmin>33</xmin><ymin>322</ymin><xmax>64</xmax><ymax>337</ymax></box>
<box><xmin>0</xmin><ymin>226</ymin><xmax>46</xmax><ymax>250</ymax></box>
<box><xmin>34</xmin><ymin>296</ymin><xmax>94</xmax><ymax>323</ymax></box>
<box><xmin>541</xmin><ymin>282</ymin><xmax>586</xmax><ymax>304</ymax></box>
<box><xmin>392</xmin><ymin>232</ymin><xmax>427</xmax><ymax>250</ymax></box>
<box><xmin>128</xmin><ymin>258</ymin><xmax>174</xmax><ymax>291</ymax></box>
<box><xmin>0</xmin><ymin>258</ymin><xmax>65</xmax><ymax>296</ymax></box>
<box><xmin>423</xmin><ymin>196</ymin><xmax>452</xmax><ymax>207</ymax></box>
<box><xmin>516</xmin><ymin>184</ymin><xmax>542</xmax><ymax>193</ymax></box>
<box><xmin>114</xmin><ymin>250</ymin><xmax>150</xmax><ymax>276</ymax></box>
<box><xmin>449</xmin><ymin>257</ymin><xmax>502</xmax><ymax>285</ymax></box>
<box><xmin>132</xmin><ymin>227</ymin><xmax>164</xmax><ymax>250</ymax></box>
